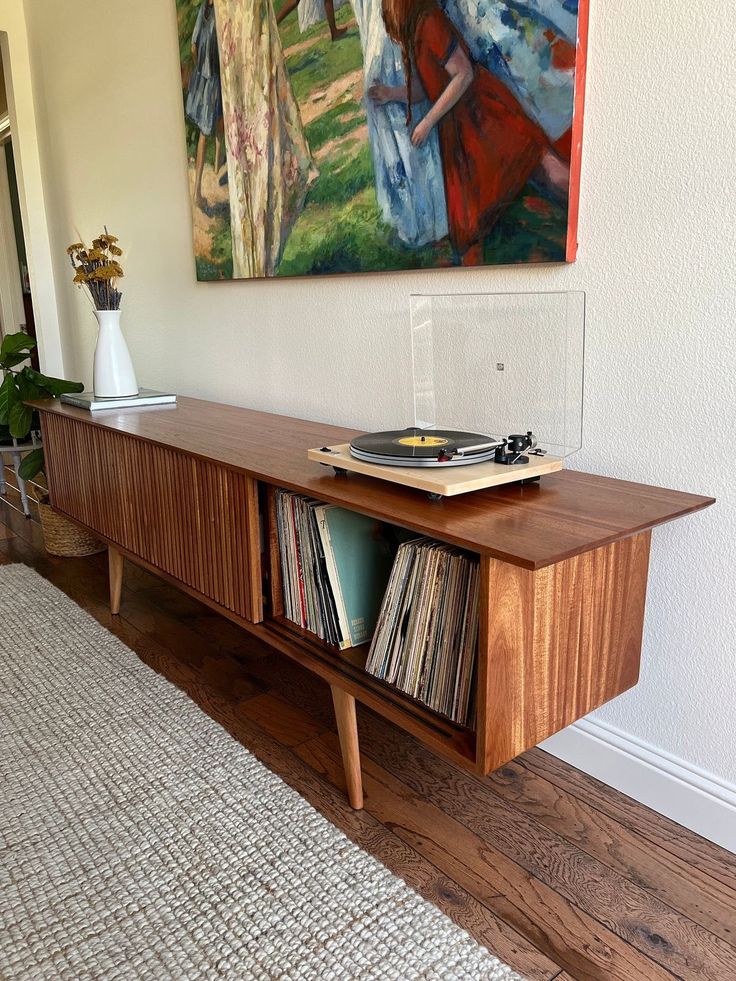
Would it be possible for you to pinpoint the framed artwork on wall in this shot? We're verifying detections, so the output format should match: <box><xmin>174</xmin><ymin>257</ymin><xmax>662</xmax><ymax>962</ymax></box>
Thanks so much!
<box><xmin>175</xmin><ymin>0</ymin><xmax>588</xmax><ymax>280</ymax></box>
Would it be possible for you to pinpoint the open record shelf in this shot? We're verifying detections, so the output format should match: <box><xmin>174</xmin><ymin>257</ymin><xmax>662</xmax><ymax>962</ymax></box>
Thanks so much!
<box><xmin>260</xmin><ymin>482</ymin><xmax>478</xmax><ymax>770</ymax></box>
<box><xmin>264</xmin><ymin>614</ymin><xmax>476</xmax><ymax>767</ymax></box>
<box><xmin>249</xmin><ymin>451</ymin><xmax>701</xmax><ymax>781</ymax></box>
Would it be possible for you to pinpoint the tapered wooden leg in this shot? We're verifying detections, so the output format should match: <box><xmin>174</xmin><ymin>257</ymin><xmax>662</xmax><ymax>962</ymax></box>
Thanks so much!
<box><xmin>330</xmin><ymin>685</ymin><xmax>364</xmax><ymax>809</ymax></box>
<box><xmin>108</xmin><ymin>546</ymin><xmax>124</xmax><ymax>615</ymax></box>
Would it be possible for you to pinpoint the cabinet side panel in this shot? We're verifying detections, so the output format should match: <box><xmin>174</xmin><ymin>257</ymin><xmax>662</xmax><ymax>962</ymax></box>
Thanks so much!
<box><xmin>41</xmin><ymin>413</ymin><xmax>261</xmax><ymax>623</ymax></box>
<box><xmin>533</xmin><ymin>531</ymin><xmax>651</xmax><ymax>736</ymax></box>
<box><xmin>477</xmin><ymin>556</ymin><xmax>536</xmax><ymax>774</ymax></box>
<box><xmin>478</xmin><ymin>532</ymin><xmax>651</xmax><ymax>773</ymax></box>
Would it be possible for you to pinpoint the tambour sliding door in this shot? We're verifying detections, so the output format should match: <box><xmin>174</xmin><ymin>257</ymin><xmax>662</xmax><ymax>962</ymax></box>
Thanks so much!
<box><xmin>41</xmin><ymin>413</ymin><xmax>262</xmax><ymax>623</ymax></box>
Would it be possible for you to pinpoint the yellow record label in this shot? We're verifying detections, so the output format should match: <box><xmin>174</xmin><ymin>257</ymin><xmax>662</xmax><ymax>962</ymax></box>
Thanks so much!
<box><xmin>395</xmin><ymin>435</ymin><xmax>449</xmax><ymax>447</ymax></box>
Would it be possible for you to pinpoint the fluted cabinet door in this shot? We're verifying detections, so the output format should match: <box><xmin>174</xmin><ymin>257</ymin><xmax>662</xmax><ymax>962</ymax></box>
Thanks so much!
<box><xmin>41</xmin><ymin>413</ymin><xmax>262</xmax><ymax>623</ymax></box>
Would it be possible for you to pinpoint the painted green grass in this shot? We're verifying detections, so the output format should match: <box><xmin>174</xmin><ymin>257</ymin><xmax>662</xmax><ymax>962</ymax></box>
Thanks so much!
<box><xmin>279</xmin><ymin>189</ymin><xmax>453</xmax><ymax>277</ymax></box>
<box><xmin>285</xmin><ymin>24</ymin><xmax>364</xmax><ymax>104</ymax></box>
<box><xmin>178</xmin><ymin>0</ymin><xmax>567</xmax><ymax>279</ymax></box>
<box><xmin>210</xmin><ymin>220</ymin><xmax>234</xmax><ymax>279</ymax></box>
<box><xmin>275</xmin><ymin>5</ymin><xmax>453</xmax><ymax>276</ymax></box>
<box><xmin>484</xmin><ymin>194</ymin><xmax>567</xmax><ymax>265</ymax></box>
<box><xmin>275</xmin><ymin>0</ymin><xmax>355</xmax><ymax>49</ymax></box>
<box><xmin>306</xmin><ymin>141</ymin><xmax>375</xmax><ymax>207</ymax></box>
<box><xmin>304</xmin><ymin>99</ymin><xmax>364</xmax><ymax>151</ymax></box>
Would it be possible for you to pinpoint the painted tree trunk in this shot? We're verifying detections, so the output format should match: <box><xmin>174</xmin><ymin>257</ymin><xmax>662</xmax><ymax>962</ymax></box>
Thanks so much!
<box><xmin>214</xmin><ymin>0</ymin><xmax>313</xmax><ymax>278</ymax></box>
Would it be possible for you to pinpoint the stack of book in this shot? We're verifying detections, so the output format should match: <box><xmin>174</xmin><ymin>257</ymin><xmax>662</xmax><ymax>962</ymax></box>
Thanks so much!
<box><xmin>61</xmin><ymin>389</ymin><xmax>176</xmax><ymax>411</ymax></box>
<box><xmin>365</xmin><ymin>539</ymin><xmax>480</xmax><ymax>727</ymax></box>
<box><xmin>275</xmin><ymin>490</ymin><xmax>395</xmax><ymax>649</ymax></box>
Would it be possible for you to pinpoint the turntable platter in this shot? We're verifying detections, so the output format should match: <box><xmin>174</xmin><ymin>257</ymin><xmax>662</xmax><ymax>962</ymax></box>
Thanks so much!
<box><xmin>350</xmin><ymin>428</ymin><xmax>502</xmax><ymax>468</ymax></box>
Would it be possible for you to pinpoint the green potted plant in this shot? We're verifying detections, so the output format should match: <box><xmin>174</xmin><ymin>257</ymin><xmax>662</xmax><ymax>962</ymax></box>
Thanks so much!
<box><xmin>0</xmin><ymin>330</ymin><xmax>103</xmax><ymax>555</ymax></box>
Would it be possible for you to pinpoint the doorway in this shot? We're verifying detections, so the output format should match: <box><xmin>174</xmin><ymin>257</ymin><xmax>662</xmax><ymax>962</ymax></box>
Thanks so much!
<box><xmin>0</xmin><ymin>50</ymin><xmax>37</xmax><ymax>363</ymax></box>
<box><xmin>0</xmin><ymin>43</ymin><xmax>41</xmax><ymax>518</ymax></box>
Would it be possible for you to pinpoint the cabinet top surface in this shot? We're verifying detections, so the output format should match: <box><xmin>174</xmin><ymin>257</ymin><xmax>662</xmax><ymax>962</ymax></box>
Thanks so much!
<box><xmin>34</xmin><ymin>397</ymin><xmax>714</xmax><ymax>569</ymax></box>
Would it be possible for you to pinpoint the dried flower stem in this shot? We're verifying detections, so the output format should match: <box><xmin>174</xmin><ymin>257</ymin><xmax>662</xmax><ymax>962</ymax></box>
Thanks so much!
<box><xmin>66</xmin><ymin>228</ymin><xmax>124</xmax><ymax>310</ymax></box>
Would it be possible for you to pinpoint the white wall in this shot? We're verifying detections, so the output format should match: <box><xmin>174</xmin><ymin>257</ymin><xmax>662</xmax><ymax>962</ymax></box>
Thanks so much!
<box><xmin>0</xmin><ymin>0</ymin><xmax>64</xmax><ymax>371</ymax></box>
<box><xmin>21</xmin><ymin>2</ymin><xmax>736</xmax><ymax>806</ymax></box>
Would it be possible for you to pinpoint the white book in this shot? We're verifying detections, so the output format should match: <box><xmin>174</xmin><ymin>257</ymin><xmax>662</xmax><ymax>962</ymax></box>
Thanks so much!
<box><xmin>60</xmin><ymin>388</ymin><xmax>176</xmax><ymax>411</ymax></box>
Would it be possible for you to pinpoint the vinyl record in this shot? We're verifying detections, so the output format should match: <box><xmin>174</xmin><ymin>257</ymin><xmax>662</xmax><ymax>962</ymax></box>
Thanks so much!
<box><xmin>350</xmin><ymin>428</ymin><xmax>502</xmax><ymax>468</ymax></box>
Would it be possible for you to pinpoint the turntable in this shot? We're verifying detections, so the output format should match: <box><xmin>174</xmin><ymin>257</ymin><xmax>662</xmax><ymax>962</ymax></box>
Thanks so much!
<box><xmin>308</xmin><ymin>428</ymin><xmax>563</xmax><ymax>498</ymax></box>
<box><xmin>307</xmin><ymin>291</ymin><xmax>584</xmax><ymax>499</ymax></box>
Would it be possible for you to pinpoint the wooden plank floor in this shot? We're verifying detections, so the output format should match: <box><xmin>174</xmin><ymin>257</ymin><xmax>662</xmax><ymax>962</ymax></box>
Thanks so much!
<box><xmin>2</xmin><ymin>501</ymin><xmax>735</xmax><ymax>980</ymax></box>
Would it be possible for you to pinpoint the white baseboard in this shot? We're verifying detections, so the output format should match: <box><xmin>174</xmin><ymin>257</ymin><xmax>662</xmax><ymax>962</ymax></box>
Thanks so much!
<box><xmin>541</xmin><ymin>718</ymin><xmax>736</xmax><ymax>854</ymax></box>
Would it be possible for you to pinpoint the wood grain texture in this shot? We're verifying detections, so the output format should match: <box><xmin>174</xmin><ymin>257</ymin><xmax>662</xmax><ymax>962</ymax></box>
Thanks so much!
<box><xmin>216</xmin><ymin>650</ymin><xmax>736</xmax><ymax>981</ymax></box>
<box><xmin>478</xmin><ymin>532</ymin><xmax>651</xmax><ymax>773</ymax></box>
<box><xmin>521</xmin><ymin>747</ymin><xmax>736</xmax><ymax>894</ymax></box>
<box><xmin>245</xmin><ymin>476</ymin><xmax>263</xmax><ymax>621</ymax></box>
<box><xmin>240</xmin><ymin>692</ymin><xmax>326</xmax><ymax>748</ymax></box>
<box><xmin>484</xmin><ymin>758</ymin><xmax>736</xmax><ymax>946</ymax></box>
<box><xmin>32</xmin><ymin>398</ymin><xmax>714</xmax><ymax>570</ymax></box>
<box><xmin>3</xmin><ymin>515</ymin><xmax>736</xmax><ymax>981</ymax></box>
<box><xmin>307</xmin><ymin>443</ymin><xmax>563</xmax><ymax>496</ymax></box>
<box><xmin>41</xmin><ymin>412</ymin><xmax>258</xmax><ymax>624</ymax></box>
<box><xmin>251</xmin><ymin>617</ymin><xmax>477</xmax><ymax>770</ymax></box>
<box><xmin>108</xmin><ymin>546</ymin><xmax>123</xmax><ymax>615</ymax></box>
<box><xmin>247</xmin><ymin>651</ymin><xmax>736</xmax><ymax>980</ymax></box>
<box><xmin>296</xmin><ymin>731</ymin><xmax>677</xmax><ymax>981</ymax></box>
<box><xmin>342</xmin><ymin>708</ymin><xmax>736</xmax><ymax>981</ymax></box>
<box><xmin>34</xmin><ymin>400</ymin><xmax>709</xmax><ymax>813</ymax></box>
<box><xmin>0</xmin><ymin>521</ymin><xmax>16</xmax><ymax>540</ymax></box>
<box><xmin>331</xmin><ymin>685</ymin><xmax>364</xmax><ymax>809</ymax></box>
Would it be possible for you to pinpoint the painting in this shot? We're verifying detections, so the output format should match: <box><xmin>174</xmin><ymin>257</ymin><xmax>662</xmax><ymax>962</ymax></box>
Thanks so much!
<box><xmin>175</xmin><ymin>0</ymin><xmax>588</xmax><ymax>280</ymax></box>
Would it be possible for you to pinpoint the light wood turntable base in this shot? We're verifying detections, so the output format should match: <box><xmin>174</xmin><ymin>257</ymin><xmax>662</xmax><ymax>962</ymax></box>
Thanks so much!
<box><xmin>307</xmin><ymin>443</ymin><xmax>564</xmax><ymax>497</ymax></box>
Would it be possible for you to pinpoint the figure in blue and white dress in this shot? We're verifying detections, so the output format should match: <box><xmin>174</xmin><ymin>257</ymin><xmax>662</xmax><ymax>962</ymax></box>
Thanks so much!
<box><xmin>185</xmin><ymin>0</ymin><xmax>222</xmax><ymax>138</ymax></box>
<box><xmin>352</xmin><ymin>0</ymin><xmax>448</xmax><ymax>248</ymax></box>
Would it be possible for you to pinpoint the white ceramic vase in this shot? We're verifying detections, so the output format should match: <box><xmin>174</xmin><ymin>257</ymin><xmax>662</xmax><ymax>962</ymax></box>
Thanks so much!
<box><xmin>93</xmin><ymin>309</ymin><xmax>138</xmax><ymax>398</ymax></box>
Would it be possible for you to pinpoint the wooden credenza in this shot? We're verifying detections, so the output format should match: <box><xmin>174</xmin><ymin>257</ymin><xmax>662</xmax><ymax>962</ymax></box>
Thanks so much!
<box><xmin>35</xmin><ymin>398</ymin><xmax>714</xmax><ymax>808</ymax></box>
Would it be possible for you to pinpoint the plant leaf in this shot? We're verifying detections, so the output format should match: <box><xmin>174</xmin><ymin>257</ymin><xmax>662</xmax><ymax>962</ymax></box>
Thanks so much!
<box><xmin>8</xmin><ymin>401</ymin><xmax>32</xmax><ymax>438</ymax></box>
<box><xmin>1</xmin><ymin>352</ymin><xmax>32</xmax><ymax>369</ymax></box>
<box><xmin>17</xmin><ymin>446</ymin><xmax>44</xmax><ymax>481</ymax></box>
<box><xmin>15</xmin><ymin>369</ymin><xmax>45</xmax><ymax>402</ymax></box>
<box><xmin>0</xmin><ymin>331</ymin><xmax>36</xmax><ymax>360</ymax></box>
<box><xmin>0</xmin><ymin>373</ymin><xmax>19</xmax><ymax>425</ymax></box>
<box><xmin>20</xmin><ymin>367</ymin><xmax>84</xmax><ymax>397</ymax></box>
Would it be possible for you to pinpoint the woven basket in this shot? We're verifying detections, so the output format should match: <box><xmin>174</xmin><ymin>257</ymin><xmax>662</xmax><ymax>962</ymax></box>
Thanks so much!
<box><xmin>36</xmin><ymin>496</ymin><xmax>106</xmax><ymax>557</ymax></box>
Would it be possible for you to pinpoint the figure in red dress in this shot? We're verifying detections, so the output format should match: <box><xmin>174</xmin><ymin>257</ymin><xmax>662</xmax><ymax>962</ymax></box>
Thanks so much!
<box><xmin>370</xmin><ymin>0</ymin><xmax>569</xmax><ymax>265</ymax></box>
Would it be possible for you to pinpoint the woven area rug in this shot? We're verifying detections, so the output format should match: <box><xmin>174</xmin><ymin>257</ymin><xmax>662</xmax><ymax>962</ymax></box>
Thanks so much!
<box><xmin>0</xmin><ymin>565</ymin><xmax>522</xmax><ymax>980</ymax></box>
